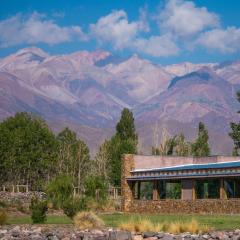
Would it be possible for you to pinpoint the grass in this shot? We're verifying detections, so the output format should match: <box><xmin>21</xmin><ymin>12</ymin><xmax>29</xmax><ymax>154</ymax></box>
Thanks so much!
<box><xmin>7</xmin><ymin>213</ymin><xmax>240</xmax><ymax>231</ymax></box>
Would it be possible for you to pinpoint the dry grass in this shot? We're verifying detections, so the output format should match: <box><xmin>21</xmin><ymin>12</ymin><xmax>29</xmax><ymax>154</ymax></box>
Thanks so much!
<box><xmin>74</xmin><ymin>211</ymin><xmax>104</xmax><ymax>230</ymax></box>
<box><xmin>0</xmin><ymin>209</ymin><xmax>8</xmax><ymax>225</ymax></box>
<box><xmin>118</xmin><ymin>218</ymin><xmax>209</xmax><ymax>234</ymax></box>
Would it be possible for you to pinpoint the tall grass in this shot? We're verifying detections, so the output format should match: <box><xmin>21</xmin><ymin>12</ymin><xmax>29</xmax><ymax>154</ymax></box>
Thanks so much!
<box><xmin>118</xmin><ymin>218</ymin><xmax>209</xmax><ymax>234</ymax></box>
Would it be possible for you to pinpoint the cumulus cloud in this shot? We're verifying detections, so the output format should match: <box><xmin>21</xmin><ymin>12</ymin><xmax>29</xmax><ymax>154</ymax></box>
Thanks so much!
<box><xmin>158</xmin><ymin>0</ymin><xmax>219</xmax><ymax>37</ymax></box>
<box><xmin>196</xmin><ymin>27</ymin><xmax>240</xmax><ymax>53</ymax></box>
<box><xmin>90</xmin><ymin>10</ymin><xmax>148</xmax><ymax>50</ymax></box>
<box><xmin>90</xmin><ymin>9</ymin><xmax>178</xmax><ymax>57</ymax></box>
<box><xmin>134</xmin><ymin>34</ymin><xmax>179</xmax><ymax>57</ymax></box>
<box><xmin>0</xmin><ymin>12</ymin><xmax>87</xmax><ymax>48</ymax></box>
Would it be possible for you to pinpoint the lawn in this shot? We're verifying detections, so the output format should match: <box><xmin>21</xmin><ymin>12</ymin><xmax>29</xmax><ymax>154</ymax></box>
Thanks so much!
<box><xmin>7</xmin><ymin>213</ymin><xmax>240</xmax><ymax>230</ymax></box>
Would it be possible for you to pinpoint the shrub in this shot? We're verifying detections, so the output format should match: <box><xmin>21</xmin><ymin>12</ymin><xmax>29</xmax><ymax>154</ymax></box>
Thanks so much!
<box><xmin>0</xmin><ymin>209</ymin><xmax>8</xmax><ymax>225</ymax></box>
<box><xmin>30</xmin><ymin>197</ymin><xmax>48</xmax><ymax>224</ymax></box>
<box><xmin>0</xmin><ymin>201</ymin><xmax>7</xmax><ymax>208</ymax></box>
<box><xmin>118</xmin><ymin>218</ymin><xmax>209</xmax><ymax>234</ymax></box>
<box><xmin>63</xmin><ymin>197</ymin><xmax>87</xmax><ymax>219</ymax></box>
<box><xmin>46</xmin><ymin>174</ymin><xmax>74</xmax><ymax>209</ymax></box>
<box><xmin>74</xmin><ymin>211</ymin><xmax>104</xmax><ymax>230</ymax></box>
<box><xmin>84</xmin><ymin>176</ymin><xmax>108</xmax><ymax>202</ymax></box>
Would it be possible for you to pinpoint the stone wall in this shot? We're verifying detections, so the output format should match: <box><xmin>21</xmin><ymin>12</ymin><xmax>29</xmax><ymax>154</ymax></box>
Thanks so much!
<box><xmin>121</xmin><ymin>154</ymin><xmax>135</xmax><ymax>212</ymax></box>
<box><xmin>128</xmin><ymin>199</ymin><xmax>240</xmax><ymax>214</ymax></box>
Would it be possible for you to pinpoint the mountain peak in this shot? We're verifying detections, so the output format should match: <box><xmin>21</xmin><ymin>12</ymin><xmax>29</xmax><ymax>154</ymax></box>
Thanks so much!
<box><xmin>15</xmin><ymin>47</ymin><xmax>49</xmax><ymax>58</ymax></box>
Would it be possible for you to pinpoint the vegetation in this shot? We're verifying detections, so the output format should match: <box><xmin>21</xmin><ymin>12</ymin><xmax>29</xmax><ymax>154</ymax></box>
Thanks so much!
<box><xmin>229</xmin><ymin>91</ymin><xmax>240</xmax><ymax>156</ymax></box>
<box><xmin>191</xmin><ymin>122</ymin><xmax>210</xmax><ymax>157</ymax></box>
<box><xmin>46</xmin><ymin>174</ymin><xmax>74</xmax><ymax>209</ymax></box>
<box><xmin>30</xmin><ymin>197</ymin><xmax>48</xmax><ymax>224</ymax></box>
<box><xmin>107</xmin><ymin>108</ymin><xmax>138</xmax><ymax>186</ymax></box>
<box><xmin>0</xmin><ymin>112</ymin><xmax>57</xmax><ymax>189</ymax></box>
<box><xmin>73</xmin><ymin>211</ymin><xmax>104</xmax><ymax>230</ymax></box>
<box><xmin>63</xmin><ymin>197</ymin><xmax>87</xmax><ymax>219</ymax></box>
<box><xmin>0</xmin><ymin>209</ymin><xmax>8</xmax><ymax>225</ymax></box>
<box><xmin>118</xmin><ymin>217</ymin><xmax>208</xmax><ymax>234</ymax></box>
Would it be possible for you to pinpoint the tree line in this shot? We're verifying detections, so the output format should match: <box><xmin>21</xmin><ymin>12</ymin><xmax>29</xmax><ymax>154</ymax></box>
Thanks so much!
<box><xmin>0</xmin><ymin>90</ymin><xmax>240</xmax><ymax>189</ymax></box>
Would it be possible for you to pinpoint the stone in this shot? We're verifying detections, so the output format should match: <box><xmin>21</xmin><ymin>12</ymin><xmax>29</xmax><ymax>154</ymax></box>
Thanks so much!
<box><xmin>133</xmin><ymin>235</ymin><xmax>143</xmax><ymax>240</ymax></box>
<box><xmin>108</xmin><ymin>231</ymin><xmax>132</xmax><ymax>240</ymax></box>
<box><xmin>142</xmin><ymin>232</ymin><xmax>158</xmax><ymax>238</ymax></box>
<box><xmin>233</xmin><ymin>236</ymin><xmax>240</xmax><ymax>240</ymax></box>
<box><xmin>156</xmin><ymin>233</ymin><xmax>165</xmax><ymax>239</ymax></box>
<box><xmin>162</xmin><ymin>234</ymin><xmax>174</xmax><ymax>240</ymax></box>
<box><xmin>202</xmin><ymin>235</ymin><xmax>210</xmax><ymax>240</ymax></box>
<box><xmin>234</xmin><ymin>230</ymin><xmax>240</xmax><ymax>235</ymax></box>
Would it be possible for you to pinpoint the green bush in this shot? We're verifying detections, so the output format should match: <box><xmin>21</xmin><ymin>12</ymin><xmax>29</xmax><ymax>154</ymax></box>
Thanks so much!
<box><xmin>63</xmin><ymin>197</ymin><xmax>87</xmax><ymax>219</ymax></box>
<box><xmin>0</xmin><ymin>209</ymin><xmax>8</xmax><ymax>225</ymax></box>
<box><xmin>84</xmin><ymin>175</ymin><xmax>108</xmax><ymax>202</ymax></box>
<box><xmin>0</xmin><ymin>201</ymin><xmax>7</xmax><ymax>208</ymax></box>
<box><xmin>30</xmin><ymin>197</ymin><xmax>48</xmax><ymax>224</ymax></box>
<box><xmin>46</xmin><ymin>174</ymin><xmax>74</xmax><ymax>209</ymax></box>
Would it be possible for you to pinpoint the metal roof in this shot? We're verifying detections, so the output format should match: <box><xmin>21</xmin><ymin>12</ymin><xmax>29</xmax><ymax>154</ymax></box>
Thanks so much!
<box><xmin>132</xmin><ymin>160</ymin><xmax>240</xmax><ymax>173</ymax></box>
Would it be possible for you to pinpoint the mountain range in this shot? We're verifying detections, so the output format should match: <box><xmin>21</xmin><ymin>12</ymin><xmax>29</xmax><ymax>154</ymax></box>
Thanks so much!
<box><xmin>0</xmin><ymin>47</ymin><xmax>239</xmax><ymax>155</ymax></box>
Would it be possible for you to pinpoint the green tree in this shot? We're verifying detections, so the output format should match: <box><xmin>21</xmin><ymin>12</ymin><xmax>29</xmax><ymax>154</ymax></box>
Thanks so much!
<box><xmin>57</xmin><ymin>128</ymin><xmax>91</xmax><ymax>191</ymax></box>
<box><xmin>108</xmin><ymin>108</ymin><xmax>138</xmax><ymax>186</ymax></box>
<box><xmin>174</xmin><ymin>133</ymin><xmax>191</xmax><ymax>156</ymax></box>
<box><xmin>229</xmin><ymin>91</ymin><xmax>240</xmax><ymax>156</ymax></box>
<box><xmin>0</xmin><ymin>112</ymin><xmax>57</xmax><ymax>188</ymax></box>
<box><xmin>191</xmin><ymin>122</ymin><xmax>210</xmax><ymax>157</ymax></box>
<box><xmin>46</xmin><ymin>174</ymin><xmax>74</xmax><ymax>209</ymax></box>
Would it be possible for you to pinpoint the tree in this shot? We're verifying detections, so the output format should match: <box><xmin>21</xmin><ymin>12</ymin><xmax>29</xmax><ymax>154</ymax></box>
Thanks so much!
<box><xmin>116</xmin><ymin>108</ymin><xmax>138</xmax><ymax>142</ymax></box>
<box><xmin>57</xmin><ymin>128</ymin><xmax>91</xmax><ymax>192</ymax></box>
<box><xmin>0</xmin><ymin>112</ymin><xmax>57</xmax><ymax>188</ymax></box>
<box><xmin>191</xmin><ymin>122</ymin><xmax>210</xmax><ymax>157</ymax></box>
<box><xmin>174</xmin><ymin>133</ymin><xmax>191</xmax><ymax>156</ymax></box>
<box><xmin>229</xmin><ymin>91</ymin><xmax>240</xmax><ymax>156</ymax></box>
<box><xmin>94</xmin><ymin>140</ymin><xmax>111</xmax><ymax>180</ymax></box>
<box><xmin>108</xmin><ymin>108</ymin><xmax>138</xmax><ymax>186</ymax></box>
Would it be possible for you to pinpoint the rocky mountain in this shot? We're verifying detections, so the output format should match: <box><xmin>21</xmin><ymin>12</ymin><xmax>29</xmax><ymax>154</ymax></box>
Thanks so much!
<box><xmin>0</xmin><ymin>47</ymin><xmax>239</xmax><ymax>155</ymax></box>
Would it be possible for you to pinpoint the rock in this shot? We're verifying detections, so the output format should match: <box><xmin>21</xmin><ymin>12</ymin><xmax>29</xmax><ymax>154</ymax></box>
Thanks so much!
<box><xmin>109</xmin><ymin>231</ymin><xmax>132</xmax><ymax>240</ymax></box>
<box><xmin>142</xmin><ymin>232</ymin><xmax>157</xmax><ymax>238</ymax></box>
<box><xmin>144</xmin><ymin>237</ymin><xmax>158</xmax><ymax>240</ymax></box>
<box><xmin>202</xmin><ymin>235</ymin><xmax>210</xmax><ymax>240</ymax></box>
<box><xmin>11</xmin><ymin>226</ymin><xmax>21</xmax><ymax>237</ymax></box>
<box><xmin>133</xmin><ymin>235</ymin><xmax>143</xmax><ymax>240</ymax></box>
<box><xmin>31</xmin><ymin>234</ymin><xmax>44</xmax><ymax>240</ymax></box>
<box><xmin>162</xmin><ymin>234</ymin><xmax>174</xmax><ymax>240</ymax></box>
<box><xmin>156</xmin><ymin>233</ymin><xmax>164</xmax><ymax>239</ymax></box>
<box><xmin>234</xmin><ymin>230</ymin><xmax>240</xmax><ymax>235</ymax></box>
<box><xmin>233</xmin><ymin>236</ymin><xmax>240</xmax><ymax>240</ymax></box>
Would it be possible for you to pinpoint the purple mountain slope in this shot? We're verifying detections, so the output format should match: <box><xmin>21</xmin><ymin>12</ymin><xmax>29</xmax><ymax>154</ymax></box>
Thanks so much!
<box><xmin>0</xmin><ymin>47</ymin><xmax>239</xmax><ymax>154</ymax></box>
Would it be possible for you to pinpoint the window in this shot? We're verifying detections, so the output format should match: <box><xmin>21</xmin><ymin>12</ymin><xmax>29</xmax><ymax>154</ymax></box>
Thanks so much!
<box><xmin>133</xmin><ymin>181</ymin><xmax>153</xmax><ymax>200</ymax></box>
<box><xmin>159</xmin><ymin>180</ymin><xmax>181</xmax><ymax>199</ymax></box>
<box><xmin>224</xmin><ymin>179</ymin><xmax>240</xmax><ymax>198</ymax></box>
<box><xmin>195</xmin><ymin>179</ymin><xmax>220</xmax><ymax>199</ymax></box>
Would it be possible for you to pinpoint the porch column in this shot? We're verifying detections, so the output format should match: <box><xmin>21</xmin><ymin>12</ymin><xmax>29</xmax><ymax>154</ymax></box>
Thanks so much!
<box><xmin>220</xmin><ymin>178</ymin><xmax>227</xmax><ymax>199</ymax></box>
<box><xmin>121</xmin><ymin>154</ymin><xmax>135</xmax><ymax>212</ymax></box>
<box><xmin>153</xmin><ymin>180</ymin><xmax>159</xmax><ymax>200</ymax></box>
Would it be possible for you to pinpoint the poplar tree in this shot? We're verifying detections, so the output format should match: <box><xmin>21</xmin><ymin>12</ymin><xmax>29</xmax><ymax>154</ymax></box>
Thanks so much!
<box><xmin>191</xmin><ymin>122</ymin><xmax>210</xmax><ymax>157</ymax></box>
<box><xmin>229</xmin><ymin>91</ymin><xmax>240</xmax><ymax>155</ymax></box>
<box><xmin>108</xmin><ymin>108</ymin><xmax>138</xmax><ymax>186</ymax></box>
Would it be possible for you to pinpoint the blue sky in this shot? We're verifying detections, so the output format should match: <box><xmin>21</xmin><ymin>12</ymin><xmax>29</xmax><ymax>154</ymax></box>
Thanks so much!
<box><xmin>0</xmin><ymin>0</ymin><xmax>240</xmax><ymax>64</ymax></box>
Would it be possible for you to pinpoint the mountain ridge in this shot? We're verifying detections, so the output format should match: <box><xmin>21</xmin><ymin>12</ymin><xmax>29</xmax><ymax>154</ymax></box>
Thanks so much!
<box><xmin>0</xmin><ymin>47</ymin><xmax>239</xmax><ymax>155</ymax></box>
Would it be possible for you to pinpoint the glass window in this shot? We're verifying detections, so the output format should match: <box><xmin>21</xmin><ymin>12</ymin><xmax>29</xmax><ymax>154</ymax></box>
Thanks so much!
<box><xmin>224</xmin><ymin>179</ymin><xmax>240</xmax><ymax>198</ymax></box>
<box><xmin>140</xmin><ymin>181</ymin><xmax>153</xmax><ymax>200</ymax></box>
<box><xmin>159</xmin><ymin>180</ymin><xmax>181</xmax><ymax>199</ymax></box>
<box><xmin>195</xmin><ymin>179</ymin><xmax>220</xmax><ymax>199</ymax></box>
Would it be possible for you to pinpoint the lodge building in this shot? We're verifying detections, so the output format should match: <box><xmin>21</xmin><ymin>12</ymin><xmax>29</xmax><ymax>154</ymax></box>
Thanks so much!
<box><xmin>121</xmin><ymin>154</ymin><xmax>240</xmax><ymax>214</ymax></box>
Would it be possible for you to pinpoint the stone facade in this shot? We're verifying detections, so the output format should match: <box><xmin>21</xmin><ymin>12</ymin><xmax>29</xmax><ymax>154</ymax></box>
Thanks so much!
<box><xmin>121</xmin><ymin>154</ymin><xmax>135</xmax><ymax>212</ymax></box>
<box><xmin>128</xmin><ymin>199</ymin><xmax>240</xmax><ymax>214</ymax></box>
<box><xmin>121</xmin><ymin>154</ymin><xmax>240</xmax><ymax>214</ymax></box>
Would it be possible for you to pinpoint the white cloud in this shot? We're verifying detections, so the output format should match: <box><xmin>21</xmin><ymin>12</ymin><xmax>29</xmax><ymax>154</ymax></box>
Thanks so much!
<box><xmin>90</xmin><ymin>10</ymin><xmax>148</xmax><ymax>50</ymax></box>
<box><xmin>158</xmin><ymin>0</ymin><xmax>219</xmax><ymax>37</ymax></box>
<box><xmin>197</xmin><ymin>27</ymin><xmax>240</xmax><ymax>53</ymax></box>
<box><xmin>0</xmin><ymin>12</ymin><xmax>87</xmax><ymax>48</ymax></box>
<box><xmin>134</xmin><ymin>34</ymin><xmax>179</xmax><ymax>57</ymax></box>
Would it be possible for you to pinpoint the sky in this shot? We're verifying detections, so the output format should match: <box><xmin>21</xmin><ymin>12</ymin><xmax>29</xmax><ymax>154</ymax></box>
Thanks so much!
<box><xmin>0</xmin><ymin>0</ymin><xmax>240</xmax><ymax>65</ymax></box>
